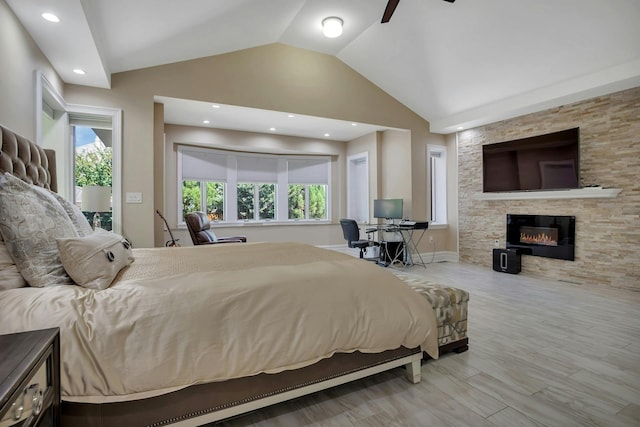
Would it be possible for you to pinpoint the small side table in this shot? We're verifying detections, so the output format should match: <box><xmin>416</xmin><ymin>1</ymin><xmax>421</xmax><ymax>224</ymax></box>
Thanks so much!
<box><xmin>0</xmin><ymin>328</ymin><xmax>60</xmax><ymax>427</ymax></box>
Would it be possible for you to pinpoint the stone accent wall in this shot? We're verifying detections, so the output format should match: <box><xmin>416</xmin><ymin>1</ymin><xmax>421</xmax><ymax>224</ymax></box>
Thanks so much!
<box><xmin>458</xmin><ymin>87</ymin><xmax>640</xmax><ymax>289</ymax></box>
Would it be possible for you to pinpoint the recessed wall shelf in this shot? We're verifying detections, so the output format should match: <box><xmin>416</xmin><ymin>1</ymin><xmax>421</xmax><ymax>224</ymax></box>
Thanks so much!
<box><xmin>473</xmin><ymin>187</ymin><xmax>621</xmax><ymax>201</ymax></box>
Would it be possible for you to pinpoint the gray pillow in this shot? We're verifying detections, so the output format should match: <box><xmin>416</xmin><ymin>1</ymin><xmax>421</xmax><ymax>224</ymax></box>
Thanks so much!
<box><xmin>30</xmin><ymin>185</ymin><xmax>94</xmax><ymax>237</ymax></box>
<box><xmin>50</xmin><ymin>191</ymin><xmax>94</xmax><ymax>237</ymax></box>
<box><xmin>0</xmin><ymin>173</ymin><xmax>78</xmax><ymax>287</ymax></box>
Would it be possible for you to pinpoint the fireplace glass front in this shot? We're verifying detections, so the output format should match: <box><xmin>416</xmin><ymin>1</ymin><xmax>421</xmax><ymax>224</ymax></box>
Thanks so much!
<box><xmin>506</xmin><ymin>214</ymin><xmax>575</xmax><ymax>261</ymax></box>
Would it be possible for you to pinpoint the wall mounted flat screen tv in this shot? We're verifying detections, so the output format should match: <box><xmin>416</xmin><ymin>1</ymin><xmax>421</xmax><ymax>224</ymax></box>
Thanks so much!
<box><xmin>373</xmin><ymin>199</ymin><xmax>403</xmax><ymax>220</ymax></box>
<box><xmin>483</xmin><ymin>128</ymin><xmax>580</xmax><ymax>192</ymax></box>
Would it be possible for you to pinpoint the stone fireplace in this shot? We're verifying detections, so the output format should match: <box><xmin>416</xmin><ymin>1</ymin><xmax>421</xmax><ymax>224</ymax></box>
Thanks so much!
<box><xmin>506</xmin><ymin>214</ymin><xmax>575</xmax><ymax>261</ymax></box>
<box><xmin>456</xmin><ymin>87</ymin><xmax>640</xmax><ymax>289</ymax></box>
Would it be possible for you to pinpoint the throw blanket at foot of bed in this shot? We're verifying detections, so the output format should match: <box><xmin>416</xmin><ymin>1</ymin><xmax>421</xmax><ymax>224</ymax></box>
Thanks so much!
<box><xmin>391</xmin><ymin>271</ymin><xmax>469</xmax><ymax>352</ymax></box>
<box><xmin>0</xmin><ymin>242</ymin><xmax>438</xmax><ymax>403</ymax></box>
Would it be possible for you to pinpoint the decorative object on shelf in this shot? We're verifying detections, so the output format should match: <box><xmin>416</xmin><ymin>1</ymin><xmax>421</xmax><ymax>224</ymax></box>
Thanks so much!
<box><xmin>81</xmin><ymin>186</ymin><xmax>111</xmax><ymax>229</ymax></box>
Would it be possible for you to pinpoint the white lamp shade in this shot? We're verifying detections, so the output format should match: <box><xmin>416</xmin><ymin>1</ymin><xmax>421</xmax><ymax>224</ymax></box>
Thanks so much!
<box><xmin>81</xmin><ymin>186</ymin><xmax>112</xmax><ymax>212</ymax></box>
<box><xmin>322</xmin><ymin>17</ymin><xmax>343</xmax><ymax>38</ymax></box>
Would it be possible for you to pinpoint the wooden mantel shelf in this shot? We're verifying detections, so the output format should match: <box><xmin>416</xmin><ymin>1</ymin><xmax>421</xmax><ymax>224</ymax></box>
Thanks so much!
<box><xmin>474</xmin><ymin>187</ymin><xmax>622</xmax><ymax>201</ymax></box>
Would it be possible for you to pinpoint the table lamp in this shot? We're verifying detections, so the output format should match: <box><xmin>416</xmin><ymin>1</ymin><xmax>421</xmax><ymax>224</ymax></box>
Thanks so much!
<box><xmin>81</xmin><ymin>186</ymin><xmax>112</xmax><ymax>229</ymax></box>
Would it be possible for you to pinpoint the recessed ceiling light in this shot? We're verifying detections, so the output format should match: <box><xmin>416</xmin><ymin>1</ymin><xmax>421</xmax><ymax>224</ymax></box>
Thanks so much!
<box><xmin>457</xmin><ymin>126</ymin><xmax>464</xmax><ymax>130</ymax></box>
<box><xmin>351</xmin><ymin>123</ymin><xmax>357</xmax><ymax>126</ymax></box>
<box><xmin>41</xmin><ymin>13</ymin><xmax>60</xmax><ymax>23</ymax></box>
<box><xmin>269</xmin><ymin>127</ymin><xmax>276</xmax><ymax>131</ymax></box>
<box><xmin>72</xmin><ymin>68</ymin><xmax>86</xmax><ymax>75</ymax></box>
<box><xmin>203</xmin><ymin>120</ymin><xmax>210</xmax><ymax>124</ymax></box>
<box><xmin>324</xmin><ymin>133</ymin><xmax>330</xmax><ymax>137</ymax></box>
<box><xmin>211</xmin><ymin>105</ymin><xmax>220</xmax><ymax>109</ymax></box>
<box><xmin>287</xmin><ymin>114</ymin><xmax>295</xmax><ymax>118</ymax></box>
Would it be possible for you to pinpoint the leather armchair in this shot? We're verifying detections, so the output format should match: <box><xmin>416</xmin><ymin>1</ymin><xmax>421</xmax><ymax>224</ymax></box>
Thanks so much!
<box><xmin>185</xmin><ymin>212</ymin><xmax>247</xmax><ymax>245</ymax></box>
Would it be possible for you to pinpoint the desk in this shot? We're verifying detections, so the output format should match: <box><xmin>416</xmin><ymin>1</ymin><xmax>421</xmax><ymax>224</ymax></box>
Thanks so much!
<box><xmin>365</xmin><ymin>222</ymin><xmax>428</xmax><ymax>268</ymax></box>
<box><xmin>398</xmin><ymin>225</ymin><xmax>428</xmax><ymax>267</ymax></box>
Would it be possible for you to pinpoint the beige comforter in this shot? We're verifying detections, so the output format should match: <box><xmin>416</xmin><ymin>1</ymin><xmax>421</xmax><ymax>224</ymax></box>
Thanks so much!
<box><xmin>0</xmin><ymin>242</ymin><xmax>437</xmax><ymax>403</ymax></box>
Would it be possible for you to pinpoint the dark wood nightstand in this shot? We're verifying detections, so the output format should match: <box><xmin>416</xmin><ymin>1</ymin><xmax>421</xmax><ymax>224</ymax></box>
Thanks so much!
<box><xmin>0</xmin><ymin>328</ymin><xmax>60</xmax><ymax>427</ymax></box>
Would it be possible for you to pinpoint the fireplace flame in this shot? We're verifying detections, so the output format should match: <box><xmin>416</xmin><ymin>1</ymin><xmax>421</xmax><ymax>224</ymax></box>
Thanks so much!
<box><xmin>520</xmin><ymin>231</ymin><xmax>558</xmax><ymax>247</ymax></box>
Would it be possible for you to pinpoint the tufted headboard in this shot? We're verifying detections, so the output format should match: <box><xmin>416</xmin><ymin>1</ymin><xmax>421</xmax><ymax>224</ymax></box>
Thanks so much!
<box><xmin>0</xmin><ymin>125</ymin><xmax>57</xmax><ymax>192</ymax></box>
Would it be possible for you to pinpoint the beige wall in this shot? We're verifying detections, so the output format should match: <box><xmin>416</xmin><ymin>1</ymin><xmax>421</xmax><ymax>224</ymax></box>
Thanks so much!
<box><xmin>63</xmin><ymin>43</ymin><xmax>448</xmax><ymax>248</ymax></box>
<box><xmin>458</xmin><ymin>87</ymin><xmax>640</xmax><ymax>289</ymax></box>
<box><xmin>161</xmin><ymin>124</ymin><xmax>346</xmax><ymax>246</ymax></box>
<box><xmin>0</xmin><ymin>0</ymin><xmax>62</xmax><ymax>141</ymax></box>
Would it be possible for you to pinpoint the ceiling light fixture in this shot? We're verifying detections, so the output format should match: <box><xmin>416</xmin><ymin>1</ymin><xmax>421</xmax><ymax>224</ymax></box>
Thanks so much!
<box><xmin>269</xmin><ymin>127</ymin><xmax>276</xmax><ymax>131</ymax></box>
<box><xmin>72</xmin><ymin>68</ymin><xmax>86</xmax><ymax>75</ymax></box>
<box><xmin>322</xmin><ymin>17</ymin><xmax>343</xmax><ymax>38</ymax></box>
<box><xmin>41</xmin><ymin>12</ymin><xmax>60</xmax><ymax>23</ymax></box>
<box><xmin>211</xmin><ymin>105</ymin><xmax>220</xmax><ymax>108</ymax></box>
<box><xmin>203</xmin><ymin>120</ymin><xmax>210</xmax><ymax>124</ymax></box>
<box><xmin>324</xmin><ymin>133</ymin><xmax>330</xmax><ymax>137</ymax></box>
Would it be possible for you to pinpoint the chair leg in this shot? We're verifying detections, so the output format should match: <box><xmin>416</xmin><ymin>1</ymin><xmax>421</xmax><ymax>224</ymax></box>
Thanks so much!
<box><xmin>359</xmin><ymin>248</ymin><xmax>364</xmax><ymax>258</ymax></box>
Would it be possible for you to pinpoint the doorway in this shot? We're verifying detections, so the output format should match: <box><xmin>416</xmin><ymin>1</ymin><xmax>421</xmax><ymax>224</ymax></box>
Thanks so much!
<box><xmin>347</xmin><ymin>152</ymin><xmax>369</xmax><ymax>223</ymax></box>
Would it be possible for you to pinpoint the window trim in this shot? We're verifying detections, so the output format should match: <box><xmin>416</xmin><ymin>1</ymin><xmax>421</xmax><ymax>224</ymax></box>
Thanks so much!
<box><xmin>177</xmin><ymin>146</ymin><xmax>331</xmax><ymax>224</ymax></box>
<box><xmin>427</xmin><ymin>144</ymin><xmax>448</xmax><ymax>226</ymax></box>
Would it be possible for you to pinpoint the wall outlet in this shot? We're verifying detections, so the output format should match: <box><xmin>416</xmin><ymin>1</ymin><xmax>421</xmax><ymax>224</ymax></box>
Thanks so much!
<box><xmin>494</xmin><ymin>239</ymin><xmax>500</xmax><ymax>247</ymax></box>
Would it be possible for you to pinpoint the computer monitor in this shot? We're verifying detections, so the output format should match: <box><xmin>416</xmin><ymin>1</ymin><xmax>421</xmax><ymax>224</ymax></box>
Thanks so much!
<box><xmin>373</xmin><ymin>199</ymin><xmax>403</xmax><ymax>221</ymax></box>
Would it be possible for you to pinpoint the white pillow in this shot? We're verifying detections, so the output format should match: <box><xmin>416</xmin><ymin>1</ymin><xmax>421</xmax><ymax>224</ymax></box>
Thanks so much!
<box><xmin>57</xmin><ymin>228</ymin><xmax>134</xmax><ymax>290</ymax></box>
<box><xmin>0</xmin><ymin>241</ymin><xmax>27</xmax><ymax>290</ymax></box>
<box><xmin>0</xmin><ymin>173</ymin><xmax>77</xmax><ymax>287</ymax></box>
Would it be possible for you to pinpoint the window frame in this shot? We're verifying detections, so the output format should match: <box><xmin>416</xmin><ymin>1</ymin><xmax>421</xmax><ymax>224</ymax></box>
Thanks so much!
<box><xmin>427</xmin><ymin>144</ymin><xmax>448</xmax><ymax>226</ymax></box>
<box><xmin>177</xmin><ymin>146</ymin><xmax>330</xmax><ymax>225</ymax></box>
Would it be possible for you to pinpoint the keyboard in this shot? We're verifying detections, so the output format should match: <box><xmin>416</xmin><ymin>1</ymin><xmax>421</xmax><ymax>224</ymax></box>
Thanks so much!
<box><xmin>398</xmin><ymin>220</ymin><xmax>429</xmax><ymax>229</ymax></box>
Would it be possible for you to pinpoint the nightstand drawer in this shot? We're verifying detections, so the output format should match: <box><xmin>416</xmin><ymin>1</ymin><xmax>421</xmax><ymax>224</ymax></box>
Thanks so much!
<box><xmin>0</xmin><ymin>362</ymin><xmax>47</xmax><ymax>427</ymax></box>
<box><xmin>0</xmin><ymin>329</ymin><xmax>60</xmax><ymax>427</ymax></box>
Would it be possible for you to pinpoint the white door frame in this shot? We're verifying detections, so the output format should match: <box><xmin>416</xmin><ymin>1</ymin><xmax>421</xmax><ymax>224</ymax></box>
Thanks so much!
<box><xmin>347</xmin><ymin>152</ymin><xmax>369</xmax><ymax>222</ymax></box>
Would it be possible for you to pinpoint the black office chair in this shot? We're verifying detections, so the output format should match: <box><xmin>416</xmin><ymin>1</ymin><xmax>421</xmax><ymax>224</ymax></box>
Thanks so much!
<box><xmin>339</xmin><ymin>219</ymin><xmax>377</xmax><ymax>259</ymax></box>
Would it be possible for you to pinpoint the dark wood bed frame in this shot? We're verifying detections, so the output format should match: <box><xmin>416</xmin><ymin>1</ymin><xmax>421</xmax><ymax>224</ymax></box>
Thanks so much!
<box><xmin>0</xmin><ymin>124</ymin><xmax>467</xmax><ymax>426</ymax></box>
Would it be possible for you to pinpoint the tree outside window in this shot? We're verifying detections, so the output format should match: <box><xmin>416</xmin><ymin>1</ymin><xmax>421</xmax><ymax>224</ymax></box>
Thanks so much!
<box><xmin>75</xmin><ymin>128</ymin><xmax>112</xmax><ymax>230</ymax></box>
<box><xmin>206</xmin><ymin>182</ymin><xmax>224</xmax><ymax>221</ymax></box>
<box><xmin>183</xmin><ymin>181</ymin><xmax>225</xmax><ymax>221</ymax></box>
<box><xmin>237</xmin><ymin>183</ymin><xmax>275</xmax><ymax>220</ymax></box>
<box><xmin>288</xmin><ymin>184</ymin><xmax>327</xmax><ymax>220</ymax></box>
<box><xmin>182</xmin><ymin>180</ymin><xmax>201</xmax><ymax>220</ymax></box>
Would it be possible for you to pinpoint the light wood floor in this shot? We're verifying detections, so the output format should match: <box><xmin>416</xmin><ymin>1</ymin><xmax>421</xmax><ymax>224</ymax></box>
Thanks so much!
<box><xmin>215</xmin><ymin>256</ymin><xmax>640</xmax><ymax>426</ymax></box>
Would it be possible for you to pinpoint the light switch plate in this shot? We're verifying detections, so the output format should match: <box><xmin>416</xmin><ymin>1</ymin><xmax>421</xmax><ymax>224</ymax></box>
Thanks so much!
<box><xmin>126</xmin><ymin>192</ymin><xmax>142</xmax><ymax>203</ymax></box>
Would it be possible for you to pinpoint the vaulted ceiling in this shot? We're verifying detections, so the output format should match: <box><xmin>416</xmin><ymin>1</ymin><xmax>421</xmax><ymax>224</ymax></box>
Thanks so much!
<box><xmin>8</xmin><ymin>0</ymin><xmax>640</xmax><ymax>134</ymax></box>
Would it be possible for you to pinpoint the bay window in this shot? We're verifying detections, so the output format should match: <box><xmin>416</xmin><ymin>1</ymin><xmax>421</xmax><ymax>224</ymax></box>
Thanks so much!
<box><xmin>178</xmin><ymin>146</ymin><xmax>330</xmax><ymax>223</ymax></box>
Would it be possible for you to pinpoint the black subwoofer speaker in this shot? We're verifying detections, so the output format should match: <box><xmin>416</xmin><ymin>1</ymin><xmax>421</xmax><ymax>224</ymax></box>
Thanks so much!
<box><xmin>493</xmin><ymin>248</ymin><xmax>521</xmax><ymax>274</ymax></box>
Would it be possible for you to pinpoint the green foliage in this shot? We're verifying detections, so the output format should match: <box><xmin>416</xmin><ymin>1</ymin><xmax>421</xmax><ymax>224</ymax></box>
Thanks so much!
<box><xmin>309</xmin><ymin>184</ymin><xmax>327</xmax><ymax>219</ymax></box>
<box><xmin>288</xmin><ymin>184</ymin><xmax>305</xmax><ymax>219</ymax></box>
<box><xmin>183</xmin><ymin>181</ymin><xmax>326</xmax><ymax>221</ymax></box>
<box><xmin>258</xmin><ymin>184</ymin><xmax>275</xmax><ymax>220</ymax></box>
<box><xmin>182</xmin><ymin>180</ymin><xmax>201</xmax><ymax>219</ymax></box>
<box><xmin>237</xmin><ymin>183</ymin><xmax>254</xmax><ymax>220</ymax></box>
<box><xmin>206</xmin><ymin>182</ymin><xmax>224</xmax><ymax>221</ymax></box>
<box><xmin>76</xmin><ymin>146</ymin><xmax>113</xmax><ymax>230</ymax></box>
<box><xmin>75</xmin><ymin>147</ymin><xmax>112</xmax><ymax>187</ymax></box>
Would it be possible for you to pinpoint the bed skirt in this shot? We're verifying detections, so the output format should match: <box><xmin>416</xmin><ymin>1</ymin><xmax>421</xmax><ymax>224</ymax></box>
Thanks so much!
<box><xmin>62</xmin><ymin>346</ymin><xmax>421</xmax><ymax>427</ymax></box>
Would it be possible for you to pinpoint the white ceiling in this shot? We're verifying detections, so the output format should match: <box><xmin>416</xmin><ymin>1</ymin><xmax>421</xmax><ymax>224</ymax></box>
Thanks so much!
<box><xmin>8</xmin><ymin>0</ymin><xmax>640</xmax><ymax>134</ymax></box>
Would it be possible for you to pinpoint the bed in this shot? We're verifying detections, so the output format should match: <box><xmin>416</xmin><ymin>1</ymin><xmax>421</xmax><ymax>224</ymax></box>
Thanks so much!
<box><xmin>0</xmin><ymin>124</ymin><xmax>438</xmax><ymax>426</ymax></box>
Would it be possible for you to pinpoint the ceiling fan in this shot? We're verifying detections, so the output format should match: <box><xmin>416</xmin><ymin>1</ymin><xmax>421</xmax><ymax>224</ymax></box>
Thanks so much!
<box><xmin>381</xmin><ymin>0</ymin><xmax>456</xmax><ymax>23</ymax></box>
